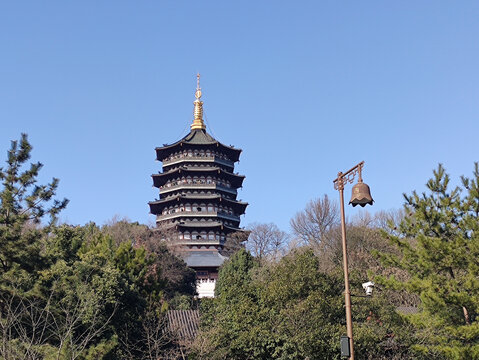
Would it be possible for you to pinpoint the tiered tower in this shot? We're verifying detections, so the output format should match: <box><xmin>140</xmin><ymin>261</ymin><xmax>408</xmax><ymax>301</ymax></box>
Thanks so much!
<box><xmin>149</xmin><ymin>75</ymin><xmax>247</xmax><ymax>297</ymax></box>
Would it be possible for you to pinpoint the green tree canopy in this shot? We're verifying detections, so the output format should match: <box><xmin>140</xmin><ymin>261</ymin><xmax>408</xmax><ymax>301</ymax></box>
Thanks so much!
<box><xmin>195</xmin><ymin>248</ymin><xmax>409</xmax><ymax>360</ymax></box>
<box><xmin>0</xmin><ymin>134</ymin><xmax>196</xmax><ymax>359</ymax></box>
<box><xmin>0</xmin><ymin>133</ymin><xmax>68</xmax><ymax>277</ymax></box>
<box><xmin>376</xmin><ymin>164</ymin><xmax>479</xmax><ymax>359</ymax></box>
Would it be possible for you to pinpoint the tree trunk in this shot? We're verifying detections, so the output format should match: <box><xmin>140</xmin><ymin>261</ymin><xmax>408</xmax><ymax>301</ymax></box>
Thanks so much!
<box><xmin>463</xmin><ymin>306</ymin><xmax>471</xmax><ymax>325</ymax></box>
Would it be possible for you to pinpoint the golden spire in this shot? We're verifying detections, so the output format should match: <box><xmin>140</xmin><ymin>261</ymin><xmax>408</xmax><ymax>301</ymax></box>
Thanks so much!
<box><xmin>191</xmin><ymin>73</ymin><xmax>206</xmax><ymax>130</ymax></box>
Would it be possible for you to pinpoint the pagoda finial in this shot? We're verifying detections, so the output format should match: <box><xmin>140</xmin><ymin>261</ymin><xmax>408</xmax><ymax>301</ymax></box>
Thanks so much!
<box><xmin>191</xmin><ymin>73</ymin><xmax>206</xmax><ymax>130</ymax></box>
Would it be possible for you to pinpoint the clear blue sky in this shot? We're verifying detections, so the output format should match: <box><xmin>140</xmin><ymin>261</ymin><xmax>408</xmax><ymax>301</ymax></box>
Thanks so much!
<box><xmin>1</xmin><ymin>1</ymin><xmax>478</xmax><ymax>231</ymax></box>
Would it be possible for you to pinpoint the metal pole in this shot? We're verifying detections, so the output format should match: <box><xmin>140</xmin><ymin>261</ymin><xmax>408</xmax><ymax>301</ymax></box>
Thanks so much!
<box><xmin>339</xmin><ymin>187</ymin><xmax>354</xmax><ymax>359</ymax></box>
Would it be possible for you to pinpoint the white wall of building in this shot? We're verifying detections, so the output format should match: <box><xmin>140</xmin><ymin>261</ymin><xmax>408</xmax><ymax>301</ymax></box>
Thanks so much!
<box><xmin>196</xmin><ymin>278</ymin><xmax>216</xmax><ymax>298</ymax></box>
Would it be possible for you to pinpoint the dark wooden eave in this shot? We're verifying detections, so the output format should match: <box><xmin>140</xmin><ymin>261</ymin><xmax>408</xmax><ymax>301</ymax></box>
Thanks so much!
<box><xmin>176</xmin><ymin>221</ymin><xmax>242</xmax><ymax>232</ymax></box>
<box><xmin>151</xmin><ymin>167</ymin><xmax>245</xmax><ymax>188</ymax></box>
<box><xmin>155</xmin><ymin>129</ymin><xmax>242</xmax><ymax>162</ymax></box>
<box><xmin>148</xmin><ymin>194</ymin><xmax>248</xmax><ymax>214</ymax></box>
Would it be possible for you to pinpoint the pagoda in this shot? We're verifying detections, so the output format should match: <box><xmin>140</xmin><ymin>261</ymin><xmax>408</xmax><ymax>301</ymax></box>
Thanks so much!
<box><xmin>149</xmin><ymin>75</ymin><xmax>248</xmax><ymax>297</ymax></box>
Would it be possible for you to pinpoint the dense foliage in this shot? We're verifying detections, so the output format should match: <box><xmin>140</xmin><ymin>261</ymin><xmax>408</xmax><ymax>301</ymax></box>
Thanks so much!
<box><xmin>2</xmin><ymin>135</ymin><xmax>479</xmax><ymax>359</ymax></box>
<box><xmin>193</xmin><ymin>249</ymin><xmax>411</xmax><ymax>360</ymax></box>
<box><xmin>376</xmin><ymin>164</ymin><xmax>479</xmax><ymax>359</ymax></box>
<box><xmin>0</xmin><ymin>135</ymin><xmax>195</xmax><ymax>359</ymax></box>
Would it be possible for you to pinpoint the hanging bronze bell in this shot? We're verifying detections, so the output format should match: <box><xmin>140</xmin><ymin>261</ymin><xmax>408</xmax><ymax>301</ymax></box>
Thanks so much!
<box><xmin>349</xmin><ymin>181</ymin><xmax>374</xmax><ymax>207</ymax></box>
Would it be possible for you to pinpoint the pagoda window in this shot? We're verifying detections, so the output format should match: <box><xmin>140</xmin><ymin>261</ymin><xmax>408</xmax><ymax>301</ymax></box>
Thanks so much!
<box><xmin>207</xmin><ymin>204</ymin><xmax>214</xmax><ymax>212</ymax></box>
<box><xmin>187</xmin><ymin>150</ymin><xmax>193</xmax><ymax>157</ymax></box>
<box><xmin>206</xmin><ymin>150</ymin><xmax>211</xmax><ymax>157</ymax></box>
<box><xmin>185</xmin><ymin>204</ymin><xmax>191</xmax><ymax>211</ymax></box>
<box><xmin>197</xmin><ymin>207</ymin><xmax>202</xmax><ymax>212</ymax></box>
<box><xmin>184</xmin><ymin>232</ymin><xmax>191</xmax><ymax>239</ymax></box>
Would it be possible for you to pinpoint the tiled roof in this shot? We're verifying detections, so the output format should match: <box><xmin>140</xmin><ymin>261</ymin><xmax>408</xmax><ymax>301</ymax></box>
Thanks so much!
<box><xmin>151</xmin><ymin>167</ymin><xmax>245</xmax><ymax>188</ymax></box>
<box><xmin>396</xmin><ymin>306</ymin><xmax>419</xmax><ymax>314</ymax></box>
<box><xmin>155</xmin><ymin>129</ymin><xmax>242</xmax><ymax>162</ymax></box>
<box><xmin>180</xmin><ymin>129</ymin><xmax>217</xmax><ymax>145</ymax></box>
<box><xmin>149</xmin><ymin>193</ymin><xmax>248</xmax><ymax>205</ymax></box>
<box><xmin>184</xmin><ymin>251</ymin><xmax>227</xmax><ymax>267</ymax></box>
<box><xmin>166</xmin><ymin>310</ymin><xmax>199</xmax><ymax>340</ymax></box>
<box><xmin>177</xmin><ymin>221</ymin><xmax>241</xmax><ymax>232</ymax></box>
<box><xmin>179</xmin><ymin>221</ymin><xmax>223</xmax><ymax>228</ymax></box>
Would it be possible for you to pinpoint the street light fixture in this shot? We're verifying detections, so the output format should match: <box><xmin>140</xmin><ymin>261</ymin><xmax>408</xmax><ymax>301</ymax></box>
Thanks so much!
<box><xmin>333</xmin><ymin>161</ymin><xmax>373</xmax><ymax>359</ymax></box>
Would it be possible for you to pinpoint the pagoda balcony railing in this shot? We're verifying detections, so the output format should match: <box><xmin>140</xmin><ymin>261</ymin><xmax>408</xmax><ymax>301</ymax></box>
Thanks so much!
<box><xmin>160</xmin><ymin>183</ymin><xmax>237</xmax><ymax>195</ymax></box>
<box><xmin>157</xmin><ymin>210</ymin><xmax>240</xmax><ymax>222</ymax></box>
<box><xmin>177</xmin><ymin>239</ymin><xmax>222</xmax><ymax>246</ymax></box>
<box><xmin>162</xmin><ymin>155</ymin><xmax>234</xmax><ymax>167</ymax></box>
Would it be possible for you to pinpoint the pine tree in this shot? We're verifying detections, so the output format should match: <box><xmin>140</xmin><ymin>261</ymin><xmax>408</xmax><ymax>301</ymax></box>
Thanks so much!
<box><xmin>0</xmin><ymin>133</ymin><xmax>68</xmax><ymax>276</ymax></box>
<box><xmin>376</xmin><ymin>164</ymin><xmax>479</xmax><ymax>359</ymax></box>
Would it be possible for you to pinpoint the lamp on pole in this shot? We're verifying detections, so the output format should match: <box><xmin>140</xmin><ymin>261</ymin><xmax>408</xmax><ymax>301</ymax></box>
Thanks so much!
<box><xmin>333</xmin><ymin>161</ymin><xmax>374</xmax><ymax>359</ymax></box>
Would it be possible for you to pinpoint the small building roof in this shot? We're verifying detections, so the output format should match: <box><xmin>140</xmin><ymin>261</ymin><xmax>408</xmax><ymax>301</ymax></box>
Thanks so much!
<box><xmin>396</xmin><ymin>306</ymin><xmax>420</xmax><ymax>315</ymax></box>
<box><xmin>166</xmin><ymin>309</ymin><xmax>199</xmax><ymax>341</ymax></box>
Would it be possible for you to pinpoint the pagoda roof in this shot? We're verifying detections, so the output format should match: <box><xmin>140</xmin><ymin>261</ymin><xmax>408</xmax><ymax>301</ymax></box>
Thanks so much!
<box><xmin>184</xmin><ymin>251</ymin><xmax>227</xmax><ymax>268</ymax></box>
<box><xmin>148</xmin><ymin>195</ymin><xmax>248</xmax><ymax>214</ymax></box>
<box><xmin>177</xmin><ymin>221</ymin><xmax>241</xmax><ymax>232</ymax></box>
<box><xmin>156</xmin><ymin>129</ymin><xmax>242</xmax><ymax>162</ymax></box>
<box><xmin>152</xmin><ymin>167</ymin><xmax>245</xmax><ymax>188</ymax></box>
